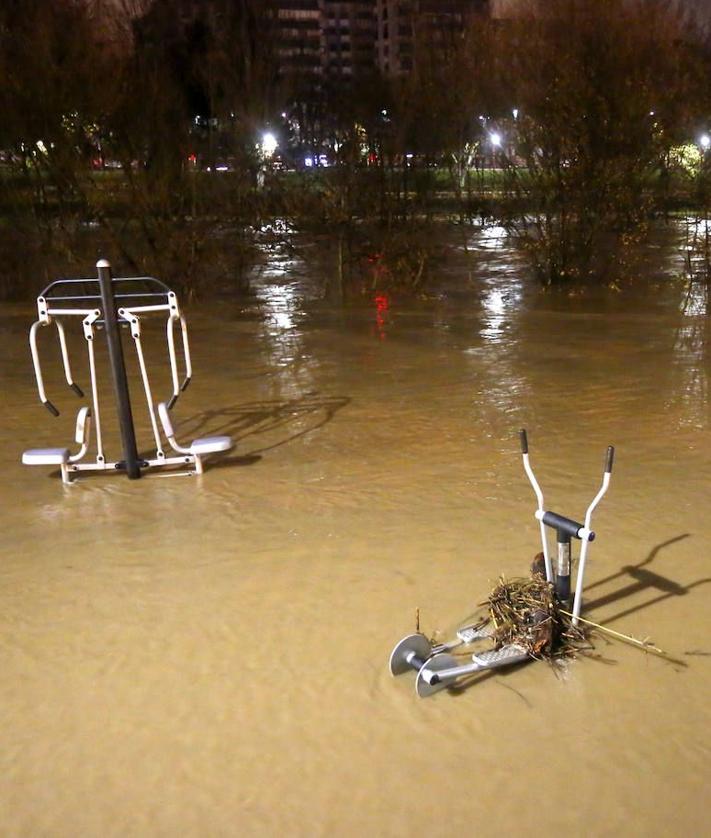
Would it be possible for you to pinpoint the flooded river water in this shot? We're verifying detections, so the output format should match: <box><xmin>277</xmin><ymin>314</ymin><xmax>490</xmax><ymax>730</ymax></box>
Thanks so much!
<box><xmin>1</xmin><ymin>222</ymin><xmax>710</xmax><ymax>836</ymax></box>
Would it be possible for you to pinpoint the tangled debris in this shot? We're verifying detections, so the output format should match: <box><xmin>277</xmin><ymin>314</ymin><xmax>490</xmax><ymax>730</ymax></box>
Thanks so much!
<box><xmin>478</xmin><ymin>553</ymin><xmax>677</xmax><ymax>664</ymax></box>
<box><xmin>419</xmin><ymin>553</ymin><xmax>678</xmax><ymax>668</ymax></box>
<box><xmin>483</xmin><ymin>574</ymin><xmax>590</xmax><ymax>660</ymax></box>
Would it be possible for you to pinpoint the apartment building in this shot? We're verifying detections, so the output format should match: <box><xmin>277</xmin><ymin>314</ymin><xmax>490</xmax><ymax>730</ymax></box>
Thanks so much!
<box><xmin>321</xmin><ymin>1</ymin><xmax>378</xmax><ymax>78</ymax></box>
<box><xmin>275</xmin><ymin>0</ymin><xmax>323</xmax><ymax>80</ymax></box>
<box><xmin>374</xmin><ymin>0</ymin><xmax>489</xmax><ymax>75</ymax></box>
<box><xmin>273</xmin><ymin>0</ymin><xmax>488</xmax><ymax>83</ymax></box>
<box><xmin>129</xmin><ymin>0</ymin><xmax>489</xmax><ymax>86</ymax></box>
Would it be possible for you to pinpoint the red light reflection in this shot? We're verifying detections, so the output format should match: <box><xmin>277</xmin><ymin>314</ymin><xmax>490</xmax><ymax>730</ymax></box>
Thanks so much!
<box><xmin>374</xmin><ymin>293</ymin><xmax>389</xmax><ymax>340</ymax></box>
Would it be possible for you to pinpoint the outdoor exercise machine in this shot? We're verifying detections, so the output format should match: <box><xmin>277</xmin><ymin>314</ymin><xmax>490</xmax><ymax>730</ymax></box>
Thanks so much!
<box><xmin>22</xmin><ymin>260</ymin><xmax>232</xmax><ymax>482</ymax></box>
<box><xmin>389</xmin><ymin>429</ymin><xmax>614</xmax><ymax>697</ymax></box>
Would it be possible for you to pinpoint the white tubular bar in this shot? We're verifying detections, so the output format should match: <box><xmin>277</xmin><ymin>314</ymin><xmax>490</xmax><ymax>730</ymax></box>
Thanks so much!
<box><xmin>69</xmin><ymin>460</ymin><xmax>121</xmax><ymax>473</ymax></box>
<box><xmin>421</xmin><ymin>660</ymin><xmax>482</xmax><ymax>684</ymax></box>
<box><xmin>121</xmin><ymin>304</ymin><xmax>174</xmax><ymax>314</ymax></box>
<box><xmin>68</xmin><ymin>407</ymin><xmax>91</xmax><ymax>463</ymax></box>
<box><xmin>168</xmin><ymin>292</ymin><xmax>192</xmax><ymax>389</ymax></box>
<box><xmin>520</xmin><ymin>429</ymin><xmax>553</xmax><ymax>583</ymax></box>
<box><xmin>45</xmin><ymin>307</ymin><xmax>97</xmax><ymax>317</ymax></box>
<box><xmin>166</xmin><ymin>314</ymin><xmax>181</xmax><ymax>404</ymax></box>
<box><xmin>166</xmin><ymin>310</ymin><xmax>193</xmax><ymax>407</ymax></box>
<box><xmin>29</xmin><ymin>321</ymin><xmax>51</xmax><ymax>408</ymax></box>
<box><xmin>572</xmin><ymin>446</ymin><xmax>615</xmax><ymax>625</ymax></box>
<box><xmin>157</xmin><ymin>402</ymin><xmax>191</xmax><ymax>455</ymax></box>
<box><xmin>54</xmin><ymin>320</ymin><xmax>78</xmax><ymax>391</ymax></box>
<box><xmin>119</xmin><ymin>309</ymin><xmax>164</xmax><ymax>457</ymax></box>
<box><xmin>68</xmin><ymin>454</ymin><xmax>193</xmax><ymax>475</ymax></box>
<box><xmin>83</xmin><ymin>311</ymin><xmax>105</xmax><ymax>462</ymax></box>
<box><xmin>141</xmin><ymin>455</ymin><xmax>192</xmax><ymax>468</ymax></box>
<box><xmin>179</xmin><ymin>314</ymin><xmax>192</xmax><ymax>385</ymax></box>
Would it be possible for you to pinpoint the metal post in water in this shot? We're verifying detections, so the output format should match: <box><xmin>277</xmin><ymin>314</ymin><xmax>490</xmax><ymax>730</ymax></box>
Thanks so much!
<box><xmin>555</xmin><ymin>533</ymin><xmax>571</xmax><ymax>603</ymax></box>
<box><xmin>97</xmin><ymin>259</ymin><xmax>141</xmax><ymax>479</ymax></box>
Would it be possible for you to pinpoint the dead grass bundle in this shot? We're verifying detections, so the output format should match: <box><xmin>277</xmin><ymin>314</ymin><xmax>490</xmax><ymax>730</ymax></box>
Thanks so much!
<box><xmin>483</xmin><ymin>576</ymin><xmax>590</xmax><ymax>660</ymax></box>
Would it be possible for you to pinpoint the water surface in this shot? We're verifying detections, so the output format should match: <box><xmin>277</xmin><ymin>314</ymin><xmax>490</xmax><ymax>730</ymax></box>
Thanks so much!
<box><xmin>1</xmin><ymin>223</ymin><xmax>710</xmax><ymax>836</ymax></box>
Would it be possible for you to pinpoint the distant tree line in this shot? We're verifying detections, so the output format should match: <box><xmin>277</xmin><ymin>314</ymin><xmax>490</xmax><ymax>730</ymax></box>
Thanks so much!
<box><xmin>1</xmin><ymin>0</ymin><xmax>711</xmax><ymax>298</ymax></box>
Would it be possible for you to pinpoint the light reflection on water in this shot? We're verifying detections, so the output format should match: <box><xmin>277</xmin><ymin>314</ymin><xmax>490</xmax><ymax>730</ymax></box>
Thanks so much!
<box><xmin>259</xmin><ymin>283</ymin><xmax>298</xmax><ymax>333</ymax></box>
<box><xmin>672</xmin><ymin>217</ymin><xmax>711</xmax><ymax>426</ymax></box>
<box><xmin>255</xmin><ymin>282</ymin><xmax>314</xmax><ymax>401</ymax></box>
<box><xmin>474</xmin><ymin>222</ymin><xmax>509</xmax><ymax>252</ymax></box>
<box><xmin>667</xmin><ymin>320</ymin><xmax>709</xmax><ymax>429</ymax></box>
<box><xmin>681</xmin><ymin>281</ymin><xmax>708</xmax><ymax>316</ymax></box>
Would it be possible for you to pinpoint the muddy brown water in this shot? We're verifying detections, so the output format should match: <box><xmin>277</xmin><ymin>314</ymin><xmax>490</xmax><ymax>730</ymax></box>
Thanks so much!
<box><xmin>1</xmin><ymin>223</ymin><xmax>710</xmax><ymax>836</ymax></box>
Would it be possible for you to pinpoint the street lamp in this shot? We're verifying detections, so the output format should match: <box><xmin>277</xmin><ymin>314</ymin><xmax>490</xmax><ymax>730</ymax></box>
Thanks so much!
<box><xmin>700</xmin><ymin>134</ymin><xmax>710</xmax><ymax>152</ymax></box>
<box><xmin>487</xmin><ymin>132</ymin><xmax>503</xmax><ymax>171</ymax></box>
<box><xmin>261</xmin><ymin>132</ymin><xmax>278</xmax><ymax>158</ymax></box>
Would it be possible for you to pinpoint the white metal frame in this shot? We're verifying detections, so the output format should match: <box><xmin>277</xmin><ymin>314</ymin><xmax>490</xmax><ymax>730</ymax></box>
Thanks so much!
<box><xmin>521</xmin><ymin>447</ymin><xmax>553</xmax><ymax>583</ymax></box>
<box><xmin>572</xmin><ymin>467</ymin><xmax>613</xmax><ymax>624</ymax></box>
<box><xmin>521</xmin><ymin>433</ymin><xmax>614</xmax><ymax>626</ymax></box>
<box><xmin>23</xmin><ymin>272</ymin><xmax>230</xmax><ymax>481</ymax></box>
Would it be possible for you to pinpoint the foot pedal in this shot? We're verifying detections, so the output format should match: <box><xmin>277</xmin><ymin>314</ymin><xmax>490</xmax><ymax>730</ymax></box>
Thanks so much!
<box><xmin>456</xmin><ymin>624</ymin><xmax>492</xmax><ymax>644</ymax></box>
<box><xmin>472</xmin><ymin>644</ymin><xmax>529</xmax><ymax>669</ymax></box>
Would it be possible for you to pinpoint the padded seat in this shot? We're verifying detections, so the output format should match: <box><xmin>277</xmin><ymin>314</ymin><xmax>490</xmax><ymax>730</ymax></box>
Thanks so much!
<box><xmin>22</xmin><ymin>447</ymin><xmax>70</xmax><ymax>465</ymax></box>
<box><xmin>190</xmin><ymin>436</ymin><xmax>233</xmax><ymax>456</ymax></box>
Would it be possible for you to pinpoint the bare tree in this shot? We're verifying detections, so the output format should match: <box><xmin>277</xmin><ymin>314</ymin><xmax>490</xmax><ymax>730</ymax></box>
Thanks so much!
<box><xmin>0</xmin><ymin>0</ymin><xmax>113</xmax><ymax>293</ymax></box>
<box><xmin>494</xmin><ymin>0</ymin><xmax>706</xmax><ymax>284</ymax></box>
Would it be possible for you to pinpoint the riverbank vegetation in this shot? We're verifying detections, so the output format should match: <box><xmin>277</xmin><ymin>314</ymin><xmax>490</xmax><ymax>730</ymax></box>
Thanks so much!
<box><xmin>2</xmin><ymin>0</ymin><xmax>711</xmax><ymax>299</ymax></box>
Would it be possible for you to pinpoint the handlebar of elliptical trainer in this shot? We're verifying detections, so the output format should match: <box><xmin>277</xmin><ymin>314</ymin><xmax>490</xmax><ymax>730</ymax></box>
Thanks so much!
<box><xmin>519</xmin><ymin>428</ymin><xmax>528</xmax><ymax>455</ymax></box>
<box><xmin>605</xmin><ymin>445</ymin><xmax>615</xmax><ymax>474</ymax></box>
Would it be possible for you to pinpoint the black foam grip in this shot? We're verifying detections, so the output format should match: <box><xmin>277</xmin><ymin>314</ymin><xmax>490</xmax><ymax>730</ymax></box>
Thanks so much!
<box><xmin>519</xmin><ymin>428</ymin><xmax>528</xmax><ymax>454</ymax></box>
<box><xmin>542</xmin><ymin>510</ymin><xmax>585</xmax><ymax>540</ymax></box>
<box><xmin>70</xmin><ymin>382</ymin><xmax>84</xmax><ymax>398</ymax></box>
<box><xmin>605</xmin><ymin>445</ymin><xmax>615</xmax><ymax>474</ymax></box>
<box><xmin>44</xmin><ymin>400</ymin><xmax>59</xmax><ymax>417</ymax></box>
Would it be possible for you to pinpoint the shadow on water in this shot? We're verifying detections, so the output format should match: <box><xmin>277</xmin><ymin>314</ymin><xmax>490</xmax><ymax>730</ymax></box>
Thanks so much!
<box><xmin>171</xmin><ymin>394</ymin><xmax>351</xmax><ymax>457</ymax></box>
<box><xmin>585</xmin><ymin>533</ymin><xmax>711</xmax><ymax>626</ymax></box>
<box><xmin>445</xmin><ymin>661</ymin><xmax>533</xmax><ymax>704</ymax></box>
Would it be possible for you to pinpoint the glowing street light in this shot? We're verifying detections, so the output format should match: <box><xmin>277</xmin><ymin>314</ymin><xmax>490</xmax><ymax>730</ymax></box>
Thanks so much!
<box><xmin>261</xmin><ymin>132</ymin><xmax>278</xmax><ymax>158</ymax></box>
<box><xmin>489</xmin><ymin>132</ymin><xmax>502</xmax><ymax>148</ymax></box>
<box><xmin>700</xmin><ymin>134</ymin><xmax>710</xmax><ymax>151</ymax></box>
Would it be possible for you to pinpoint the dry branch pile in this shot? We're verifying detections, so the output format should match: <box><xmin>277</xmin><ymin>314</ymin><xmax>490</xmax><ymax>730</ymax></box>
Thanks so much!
<box><xmin>483</xmin><ymin>575</ymin><xmax>590</xmax><ymax>660</ymax></box>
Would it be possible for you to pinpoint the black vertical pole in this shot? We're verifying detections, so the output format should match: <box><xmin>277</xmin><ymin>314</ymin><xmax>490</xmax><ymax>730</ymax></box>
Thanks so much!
<box><xmin>97</xmin><ymin>259</ymin><xmax>141</xmax><ymax>479</ymax></box>
<box><xmin>555</xmin><ymin>532</ymin><xmax>571</xmax><ymax>603</ymax></box>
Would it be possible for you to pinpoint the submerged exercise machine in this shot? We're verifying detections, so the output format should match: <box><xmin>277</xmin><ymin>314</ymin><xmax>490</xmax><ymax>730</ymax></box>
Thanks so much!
<box><xmin>520</xmin><ymin>430</ymin><xmax>614</xmax><ymax>626</ymax></box>
<box><xmin>389</xmin><ymin>429</ymin><xmax>614</xmax><ymax>697</ymax></box>
<box><xmin>22</xmin><ymin>260</ymin><xmax>233</xmax><ymax>482</ymax></box>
